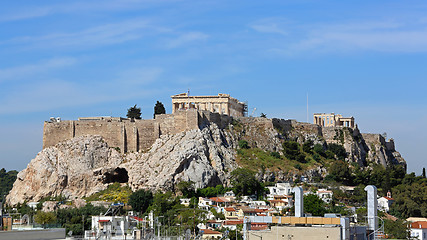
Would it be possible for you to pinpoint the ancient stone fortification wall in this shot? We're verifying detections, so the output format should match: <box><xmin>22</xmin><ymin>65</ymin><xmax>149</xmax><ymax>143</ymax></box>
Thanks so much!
<box><xmin>43</xmin><ymin>110</ymin><xmax>232</xmax><ymax>153</ymax></box>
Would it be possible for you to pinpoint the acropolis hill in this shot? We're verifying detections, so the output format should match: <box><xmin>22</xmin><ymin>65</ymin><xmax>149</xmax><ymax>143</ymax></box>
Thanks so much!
<box><xmin>7</xmin><ymin>93</ymin><xmax>406</xmax><ymax>205</ymax></box>
<box><xmin>43</xmin><ymin>93</ymin><xmax>245</xmax><ymax>153</ymax></box>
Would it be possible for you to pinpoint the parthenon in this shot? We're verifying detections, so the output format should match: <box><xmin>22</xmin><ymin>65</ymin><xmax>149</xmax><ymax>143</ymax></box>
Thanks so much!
<box><xmin>171</xmin><ymin>93</ymin><xmax>246</xmax><ymax>117</ymax></box>
<box><xmin>313</xmin><ymin>113</ymin><xmax>355</xmax><ymax>128</ymax></box>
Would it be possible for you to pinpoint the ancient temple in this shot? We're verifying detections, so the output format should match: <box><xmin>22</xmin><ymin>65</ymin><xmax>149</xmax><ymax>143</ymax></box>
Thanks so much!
<box><xmin>313</xmin><ymin>113</ymin><xmax>355</xmax><ymax>128</ymax></box>
<box><xmin>171</xmin><ymin>93</ymin><xmax>246</xmax><ymax>117</ymax></box>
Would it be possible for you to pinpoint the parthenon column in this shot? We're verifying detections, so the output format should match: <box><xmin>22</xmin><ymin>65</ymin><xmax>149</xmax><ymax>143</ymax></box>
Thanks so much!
<box><xmin>225</xmin><ymin>102</ymin><xmax>230</xmax><ymax>115</ymax></box>
<box><xmin>218</xmin><ymin>103</ymin><xmax>223</xmax><ymax>115</ymax></box>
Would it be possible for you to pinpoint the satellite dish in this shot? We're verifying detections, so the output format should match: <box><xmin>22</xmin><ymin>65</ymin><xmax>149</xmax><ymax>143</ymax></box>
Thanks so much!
<box><xmin>67</xmin><ymin>230</ymin><xmax>73</xmax><ymax>236</ymax></box>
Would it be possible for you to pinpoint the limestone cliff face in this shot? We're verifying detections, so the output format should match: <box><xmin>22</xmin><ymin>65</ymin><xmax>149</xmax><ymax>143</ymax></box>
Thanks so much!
<box><xmin>7</xmin><ymin>124</ymin><xmax>237</xmax><ymax>205</ymax></box>
<box><xmin>6</xmin><ymin>136</ymin><xmax>123</xmax><ymax>205</ymax></box>
<box><xmin>7</xmin><ymin>117</ymin><xmax>405</xmax><ymax>205</ymax></box>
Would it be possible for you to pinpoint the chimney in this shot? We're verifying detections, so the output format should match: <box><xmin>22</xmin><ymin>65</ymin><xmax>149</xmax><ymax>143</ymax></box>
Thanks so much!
<box><xmin>364</xmin><ymin>185</ymin><xmax>378</xmax><ymax>231</ymax></box>
<box><xmin>292</xmin><ymin>187</ymin><xmax>304</xmax><ymax>217</ymax></box>
<box><xmin>387</xmin><ymin>191</ymin><xmax>391</xmax><ymax>198</ymax></box>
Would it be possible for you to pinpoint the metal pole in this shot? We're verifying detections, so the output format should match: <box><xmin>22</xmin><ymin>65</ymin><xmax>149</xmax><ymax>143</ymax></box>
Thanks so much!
<box><xmin>82</xmin><ymin>215</ymin><xmax>84</xmax><ymax>238</ymax></box>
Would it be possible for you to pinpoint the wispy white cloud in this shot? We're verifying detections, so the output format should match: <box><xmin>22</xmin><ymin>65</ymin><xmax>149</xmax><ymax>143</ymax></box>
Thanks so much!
<box><xmin>250</xmin><ymin>18</ymin><xmax>289</xmax><ymax>36</ymax></box>
<box><xmin>291</xmin><ymin>21</ymin><xmax>427</xmax><ymax>53</ymax></box>
<box><xmin>0</xmin><ymin>7</ymin><xmax>52</xmax><ymax>22</ymax></box>
<box><xmin>0</xmin><ymin>0</ymin><xmax>180</xmax><ymax>22</ymax></box>
<box><xmin>251</xmin><ymin>18</ymin><xmax>427</xmax><ymax>54</ymax></box>
<box><xmin>0</xmin><ymin>66</ymin><xmax>166</xmax><ymax>114</ymax></box>
<box><xmin>0</xmin><ymin>57</ymin><xmax>76</xmax><ymax>82</ymax></box>
<box><xmin>0</xmin><ymin>79</ymin><xmax>134</xmax><ymax>114</ymax></box>
<box><xmin>5</xmin><ymin>19</ymin><xmax>156</xmax><ymax>49</ymax></box>
<box><xmin>115</xmin><ymin>67</ymin><xmax>164</xmax><ymax>85</ymax></box>
<box><xmin>166</xmin><ymin>32</ymin><xmax>209</xmax><ymax>48</ymax></box>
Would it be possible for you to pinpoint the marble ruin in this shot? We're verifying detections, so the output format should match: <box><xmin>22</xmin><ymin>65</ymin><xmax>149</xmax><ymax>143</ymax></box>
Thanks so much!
<box><xmin>313</xmin><ymin>113</ymin><xmax>355</xmax><ymax>128</ymax></box>
<box><xmin>171</xmin><ymin>93</ymin><xmax>246</xmax><ymax>117</ymax></box>
<box><xmin>43</xmin><ymin>93</ymin><xmax>243</xmax><ymax>153</ymax></box>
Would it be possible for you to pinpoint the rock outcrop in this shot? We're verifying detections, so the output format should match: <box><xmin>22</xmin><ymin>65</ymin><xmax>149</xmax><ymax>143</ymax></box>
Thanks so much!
<box><xmin>7</xmin><ymin>116</ymin><xmax>406</xmax><ymax>205</ymax></box>
<box><xmin>7</xmin><ymin>124</ymin><xmax>238</xmax><ymax>205</ymax></box>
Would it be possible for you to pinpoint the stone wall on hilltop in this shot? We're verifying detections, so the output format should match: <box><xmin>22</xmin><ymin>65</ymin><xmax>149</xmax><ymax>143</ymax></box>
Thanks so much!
<box><xmin>7</xmin><ymin>114</ymin><xmax>406</xmax><ymax>205</ymax></box>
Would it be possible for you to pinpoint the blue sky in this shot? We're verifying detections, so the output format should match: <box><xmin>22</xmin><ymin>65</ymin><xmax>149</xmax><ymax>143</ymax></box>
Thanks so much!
<box><xmin>0</xmin><ymin>0</ymin><xmax>426</xmax><ymax>174</ymax></box>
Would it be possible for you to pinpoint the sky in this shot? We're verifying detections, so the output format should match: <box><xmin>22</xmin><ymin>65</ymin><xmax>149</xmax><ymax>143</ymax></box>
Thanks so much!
<box><xmin>0</xmin><ymin>0</ymin><xmax>426</xmax><ymax>174</ymax></box>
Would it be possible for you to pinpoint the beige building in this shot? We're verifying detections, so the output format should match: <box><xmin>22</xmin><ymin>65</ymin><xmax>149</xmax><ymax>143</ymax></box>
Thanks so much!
<box><xmin>171</xmin><ymin>93</ymin><xmax>246</xmax><ymax>117</ymax></box>
<box><xmin>313</xmin><ymin>113</ymin><xmax>355</xmax><ymax>128</ymax></box>
<box><xmin>248</xmin><ymin>226</ymin><xmax>342</xmax><ymax>240</ymax></box>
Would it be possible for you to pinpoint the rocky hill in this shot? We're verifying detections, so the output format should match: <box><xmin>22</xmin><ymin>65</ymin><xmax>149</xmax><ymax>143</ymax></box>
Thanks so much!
<box><xmin>6</xmin><ymin>116</ymin><xmax>405</xmax><ymax>205</ymax></box>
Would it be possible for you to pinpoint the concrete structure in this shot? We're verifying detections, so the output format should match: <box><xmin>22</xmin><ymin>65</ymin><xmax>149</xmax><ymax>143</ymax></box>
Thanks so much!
<box><xmin>267</xmin><ymin>182</ymin><xmax>293</xmax><ymax>197</ymax></box>
<box><xmin>198</xmin><ymin>197</ymin><xmax>213</xmax><ymax>210</ymax></box>
<box><xmin>199</xmin><ymin>229</ymin><xmax>223</xmax><ymax>239</ymax></box>
<box><xmin>316</xmin><ymin>189</ymin><xmax>333</xmax><ymax>203</ymax></box>
<box><xmin>408</xmin><ymin>218</ymin><xmax>427</xmax><ymax>223</ymax></box>
<box><xmin>377</xmin><ymin>191</ymin><xmax>394</xmax><ymax>212</ymax></box>
<box><xmin>293</xmin><ymin>187</ymin><xmax>304</xmax><ymax>217</ymax></box>
<box><xmin>364</xmin><ymin>185</ymin><xmax>378</xmax><ymax>231</ymax></box>
<box><xmin>179</xmin><ymin>198</ymin><xmax>191</xmax><ymax>207</ymax></box>
<box><xmin>410</xmin><ymin>221</ymin><xmax>427</xmax><ymax>240</ymax></box>
<box><xmin>87</xmin><ymin>215</ymin><xmax>136</xmax><ymax>239</ymax></box>
<box><xmin>245</xmin><ymin>216</ymin><xmax>354</xmax><ymax>240</ymax></box>
<box><xmin>248</xmin><ymin>225</ymin><xmax>342</xmax><ymax>240</ymax></box>
<box><xmin>0</xmin><ymin>228</ymin><xmax>65</xmax><ymax>240</ymax></box>
<box><xmin>313</xmin><ymin>113</ymin><xmax>355</xmax><ymax>128</ymax></box>
<box><xmin>43</xmin><ymin>109</ymin><xmax>233</xmax><ymax>153</ymax></box>
<box><xmin>224</xmin><ymin>207</ymin><xmax>239</xmax><ymax>220</ymax></box>
<box><xmin>171</xmin><ymin>93</ymin><xmax>246</xmax><ymax>117</ymax></box>
<box><xmin>223</xmin><ymin>220</ymin><xmax>243</xmax><ymax>230</ymax></box>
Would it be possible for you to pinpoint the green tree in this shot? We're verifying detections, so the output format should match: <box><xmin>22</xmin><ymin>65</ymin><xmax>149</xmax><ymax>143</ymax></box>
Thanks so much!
<box><xmin>356</xmin><ymin>207</ymin><xmax>367</xmax><ymax>224</ymax></box>
<box><xmin>177</xmin><ymin>181</ymin><xmax>195</xmax><ymax>198</ymax></box>
<box><xmin>56</xmin><ymin>203</ymin><xmax>106</xmax><ymax>236</ymax></box>
<box><xmin>303</xmin><ymin>194</ymin><xmax>327</xmax><ymax>216</ymax></box>
<box><xmin>196</xmin><ymin>185</ymin><xmax>227</xmax><ymax>198</ymax></box>
<box><xmin>154</xmin><ymin>101</ymin><xmax>166</xmax><ymax>118</ymax></box>
<box><xmin>147</xmin><ymin>191</ymin><xmax>180</xmax><ymax>217</ymax></box>
<box><xmin>423</xmin><ymin>167</ymin><xmax>426</xmax><ymax>178</ymax></box>
<box><xmin>383</xmin><ymin>218</ymin><xmax>409</xmax><ymax>239</ymax></box>
<box><xmin>238</xmin><ymin>140</ymin><xmax>250</xmax><ymax>149</ymax></box>
<box><xmin>326</xmin><ymin>160</ymin><xmax>351</xmax><ymax>184</ymax></box>
<box><xmin>282</xmin><ymin>140</ymin><xmax>306</xmax><ymax>163</ymax></box>
<box><xmin>327</xmin><ymin>143</ymin><xmax>347</xmax><ymax>160</ymax></box>
<box><xmin>128</xmin><ymin>189</ymin><xmax>153</xmax><ymax>214</ymax></box>
<box><xmin>302</xmin><ymin>140</ymin><xmax>314</xmax><ymax>153</ymax></box>
<box><xmin>127</xmin><ymin>104</ymin><xmax>142</xmax><ymax>119</ymax></box>
<box><xmin>270</xmin><ymin>151</ymin><xmax>281</xmax><ymax>159</ymax></box>
<box><xmin>313</xmin><ymin>144</ymin><xmax>326</xmax><ymax>157</ymax></box>
<box><xmin>34</xmin><ymin>211</ymin><xmax>57</xmax><ymax>228</ymax></box>
<box><xmin>0</xmin><ymin>168</ymin><xmax>18</xmax><ymax>202</ymax></box>
<box><xmin>230</xmin><ymin>168</ymin><xmax>265</xmax><ymax>198</ymax></box>
<box><xmin>390</xmin><ymin>175</ymin><xmax>427</xmax><ymax>218</ymax></box>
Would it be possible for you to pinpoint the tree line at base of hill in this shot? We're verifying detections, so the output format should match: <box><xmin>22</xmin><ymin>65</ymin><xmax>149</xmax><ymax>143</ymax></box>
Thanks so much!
<box><xmin>0</xmin><ymin>168</ymin><xmax>18</xmax><ymax>202</ymax></box>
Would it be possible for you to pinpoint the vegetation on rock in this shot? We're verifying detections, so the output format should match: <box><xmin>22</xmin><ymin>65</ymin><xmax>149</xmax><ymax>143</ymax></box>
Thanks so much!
<box><xmin>128</xmin><ymin>189</ymin><xmax>153</xmax><ymax>214</ymax></box>
<box><xmin>154</xmin><ymin>100</ymin><xmax>166</xmax><ymax>117</ymax></box>
<box><xmin>0</xmin><ymin>168</ymin><xmax>17</xmax><ymax>202</ymax></box>
<box><xmin>230</xmin><ymin>168</ymin><xmax>266</xmax><ymax>198</ymax></box>
<box><xmin>126</xmin><ymin>104</ymin><xmax>142</xmax><ymax>119</ymax></box>
<box><xmin>56</xmin><ymin>203</ymin><xmax>106</xmax><ymax>236</ymax></box>
<box><xmin>34</xmin><ymin>211</ymin><xmax>57</xmax><ymax>228</ymax></box>
<box><xmin>84</xmin><ymin>182</ymin><xmax>132</xmax><ymax>203</ymax></box>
